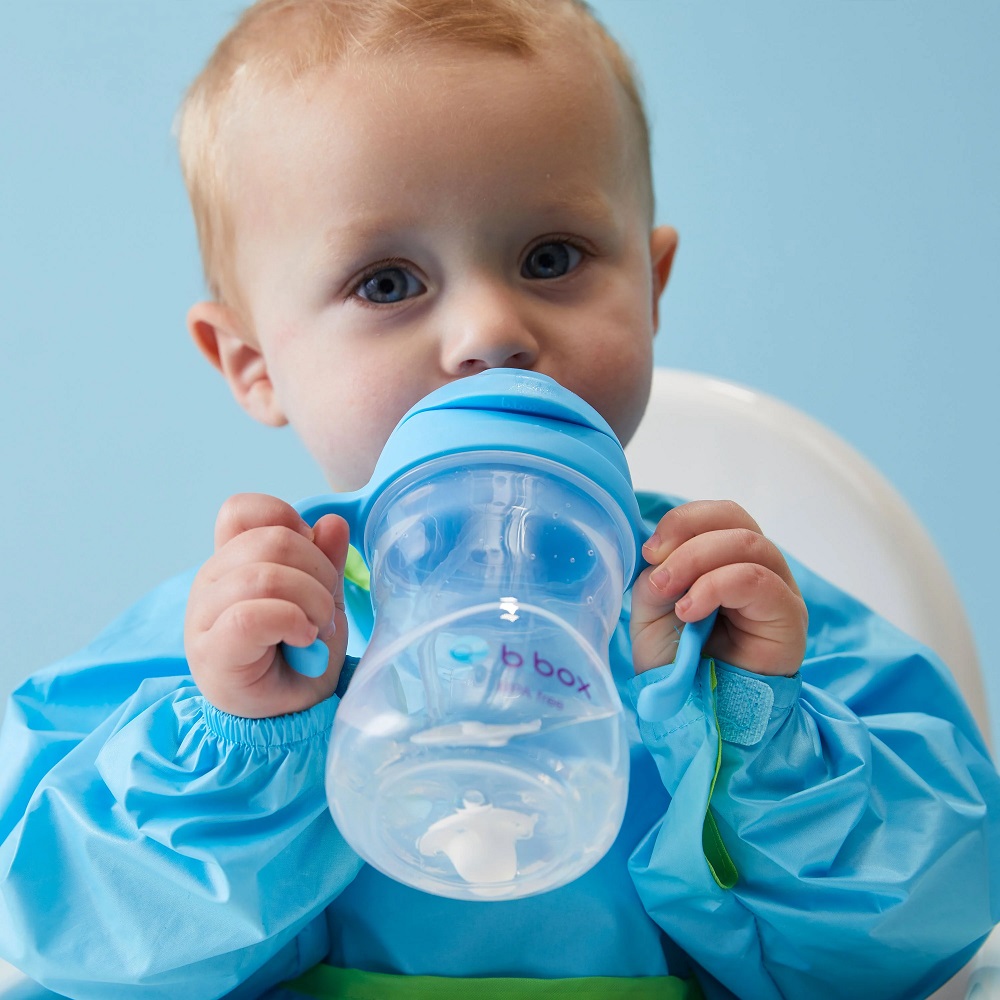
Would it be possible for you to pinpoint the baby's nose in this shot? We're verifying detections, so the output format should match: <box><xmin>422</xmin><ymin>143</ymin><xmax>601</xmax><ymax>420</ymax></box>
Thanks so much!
<box><xmin>439</xmin><ymin>287</ymin><xmax>540</xmax><ymax>375</ymax></box>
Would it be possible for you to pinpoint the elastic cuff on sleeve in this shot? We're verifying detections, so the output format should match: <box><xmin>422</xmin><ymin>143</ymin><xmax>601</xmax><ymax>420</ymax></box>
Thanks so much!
<box><xmin>203</xmin><ymin>693</ymin><xmax>339</xmax><ymax>749</ymax></box>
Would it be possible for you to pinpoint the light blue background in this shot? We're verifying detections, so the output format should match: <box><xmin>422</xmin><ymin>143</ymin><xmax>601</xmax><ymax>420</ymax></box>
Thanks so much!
<box><xmin>2</xmin><ymin>2</ymin><xmax>997</xmax><ymax>740</ymax></box>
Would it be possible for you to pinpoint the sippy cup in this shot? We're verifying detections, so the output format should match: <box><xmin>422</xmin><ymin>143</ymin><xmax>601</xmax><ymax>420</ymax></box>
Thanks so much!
<box><xmin>284</xmin><ymin>370</ymin><xmax>702</xmax><ymax>901</ymax></box>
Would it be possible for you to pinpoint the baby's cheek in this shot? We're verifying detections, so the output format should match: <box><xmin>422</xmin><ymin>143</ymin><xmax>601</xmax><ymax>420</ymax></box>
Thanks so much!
<box><xmin>586</xmin><ymin>363</ymin><xmax>651</xmax><ymax>443</ymax></box>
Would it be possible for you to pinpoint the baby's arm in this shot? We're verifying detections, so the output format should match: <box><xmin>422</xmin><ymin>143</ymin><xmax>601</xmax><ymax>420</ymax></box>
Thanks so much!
<box><xmin>0</xmin><ymin>499</ymin><xmax>365</xmax><ymax>998</ymax></box>
<box><xmin>625</xmin><ymin>500</ymin><xmax>1000</xmax><ymax>998</ymax></box>
<box><xmin>185</xmin><ymin>493</ymin><xmax>350</xmax><ymax>717</ymax></box>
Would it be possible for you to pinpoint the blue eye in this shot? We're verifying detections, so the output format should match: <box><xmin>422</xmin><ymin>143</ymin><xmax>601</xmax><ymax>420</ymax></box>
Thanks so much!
<box><xmin>355</xmin><ymin>266</ymin><xmax>425</xmax><ymax>304</ymax></box>
<box><xmin>521</xmin><ymin>241</ymin><xmax>583</xmax><ymax>280</ymax></box>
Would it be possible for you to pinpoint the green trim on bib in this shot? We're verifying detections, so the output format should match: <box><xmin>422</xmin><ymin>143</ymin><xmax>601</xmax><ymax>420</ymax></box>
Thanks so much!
<box><xmin>702</xmin><ymin>660</ymin><xmax>739</xmax><ymax>889</ymax></box>
<box><xmin>344</xmin><ymin>545</ymin><xmax>371</xmax><ymax>591</ymax></box>
<box><xmin>285</xmin><ymin>965</ymin><xmax>704</xmax><ymax>1000</ymax></box>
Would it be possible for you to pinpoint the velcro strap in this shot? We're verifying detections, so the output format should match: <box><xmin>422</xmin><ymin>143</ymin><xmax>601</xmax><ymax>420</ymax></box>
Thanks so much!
<box><xmin>714</xmin><ymin>668</ymin><xmax>774</xmax><ymax>747</ymax></box>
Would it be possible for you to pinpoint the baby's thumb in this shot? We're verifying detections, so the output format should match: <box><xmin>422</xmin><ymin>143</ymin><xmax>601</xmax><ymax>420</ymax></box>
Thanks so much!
<box><xmin>281</xmin><ymin>513</ymin><xmax>351</xmax><ymax>680</ymax></box>
<box><xmin>311</xmin><ymin>513</ymin><xmax>351</xmax><ymax>607</ymax></box>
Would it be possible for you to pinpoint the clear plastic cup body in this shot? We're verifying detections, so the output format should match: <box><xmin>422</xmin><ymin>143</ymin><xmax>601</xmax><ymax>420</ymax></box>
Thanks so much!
<box><xmin>326</xmin><ymin>453</ymin><xmax>631</xmax><ymax>900</ymax></box>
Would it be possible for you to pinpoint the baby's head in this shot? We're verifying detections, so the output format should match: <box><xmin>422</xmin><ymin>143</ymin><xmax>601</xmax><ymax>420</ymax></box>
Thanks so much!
<box><xmin>179</xmin><ymin>0</ymin><xmax>677</xmax><ymax>491</ymax></box>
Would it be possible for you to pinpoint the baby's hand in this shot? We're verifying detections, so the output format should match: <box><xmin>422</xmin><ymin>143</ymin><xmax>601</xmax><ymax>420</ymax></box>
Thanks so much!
<box><xmin>631</xmin><ymin>500</ymin><xmax>807</xmax><ymax>677</ymax></box>
<box><xmin>184</xmin><ymin>493</ymin><xmax>350</xmax><ymax>718</ymax></box>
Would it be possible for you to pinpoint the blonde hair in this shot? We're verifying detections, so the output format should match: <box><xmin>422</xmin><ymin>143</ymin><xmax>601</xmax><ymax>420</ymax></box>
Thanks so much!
<box><xmin>176</xmin><ymin>0</ymin><xmax>652</xmax><ymax>310</ymax></box>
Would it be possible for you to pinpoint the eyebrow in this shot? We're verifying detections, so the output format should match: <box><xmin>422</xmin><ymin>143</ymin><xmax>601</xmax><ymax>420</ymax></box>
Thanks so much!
<box><xmin>528</xmin><ymin>190</ymin><xmax>618</xmax><ymax>228</ymax></box>
<box><xmin>321</xmin><ymin>190</ymin><xmax>619</xmax><ymax>256</ymax></box>
<box><xmin>322</xmin><ymin>218</ymin><xmax>405</xmax><ymax>256</ymax></box>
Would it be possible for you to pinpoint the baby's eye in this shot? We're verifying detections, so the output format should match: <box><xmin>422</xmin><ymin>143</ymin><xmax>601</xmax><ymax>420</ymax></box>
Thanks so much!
<box><xmin>521</xmin><ymin>241</ymin><xmax>583</xmax><ymax>280</ymax></box>
<box><xmin>354</xmin><ymin>266</ymin><xmax>426</xmax><ymax>304</ymax></box>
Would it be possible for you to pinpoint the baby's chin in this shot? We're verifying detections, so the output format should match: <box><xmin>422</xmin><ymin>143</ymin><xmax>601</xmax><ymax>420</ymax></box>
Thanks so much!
<box><xmin>323</xmin><ymin>472</ymin><xmax>370</xmax><ymax>495</ymax></box>
<box><xmin>321</xmin><ymin>456</ymin><xmax>381</xmax><ymax>495</ymax></box>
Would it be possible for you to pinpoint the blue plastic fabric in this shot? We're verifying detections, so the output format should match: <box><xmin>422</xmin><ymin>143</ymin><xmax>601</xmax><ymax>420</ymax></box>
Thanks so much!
<box><xmin>1</xmin><ymin>492</ymin><xmax>999</xmax><ymax>1000</ymax></box>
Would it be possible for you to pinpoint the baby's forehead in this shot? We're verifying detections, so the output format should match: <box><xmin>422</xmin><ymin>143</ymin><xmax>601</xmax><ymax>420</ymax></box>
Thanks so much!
<box><xmin>272</xmin><ymin>47</ymin><xmax>637</xmax><ymax>187</ymax></box>
<box><xmin>261</xmin><ymin>27</ymin><xmax>620</xmax><ymax>108</ymax></box>
<box><xmin>239</xmin><ymin>34</ymin><xmax>642</xmax><ymax>172</ymax></box>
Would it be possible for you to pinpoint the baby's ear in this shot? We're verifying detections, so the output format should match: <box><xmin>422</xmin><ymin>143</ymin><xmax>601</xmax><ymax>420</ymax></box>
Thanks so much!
<box><xmin>649</xmin><ymin>225</ymin><xmax>679</xmax><ymax>333</ymax></box>
<box><xmin>187</xmin><ymin>301</ymin><xmax>288</xmax><ymax>427</ymax></box>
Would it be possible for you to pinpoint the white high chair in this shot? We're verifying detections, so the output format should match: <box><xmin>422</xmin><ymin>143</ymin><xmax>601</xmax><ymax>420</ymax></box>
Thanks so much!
<box><xmin>0</xmin><ymin>368</ymin><xmax>996</xmax><ymax>999</ymax></box>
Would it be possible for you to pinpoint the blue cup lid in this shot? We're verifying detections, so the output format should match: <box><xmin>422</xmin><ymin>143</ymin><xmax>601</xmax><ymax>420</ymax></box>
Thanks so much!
<box><xmin>295</xmin><ymin>369</ymin><xmax>648</xmax><ymax>581</ymax></box>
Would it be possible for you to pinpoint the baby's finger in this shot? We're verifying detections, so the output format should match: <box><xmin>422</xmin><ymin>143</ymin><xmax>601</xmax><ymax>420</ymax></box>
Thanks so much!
<box><xmin>190</xmin><ymin>563</ymin><xmax>338</xmax><ymax>638</ymax></box>
<box><xmin>676</xmin><ymin>564</ymin><xmax>807</xmax><ymax>676</ymax></box>
<box><xmin>278</xmin><ymin>515</ymin><xmax>353</xmax><ymax>678</ymax></box>
<box><xmin>204</xmin><ymin>524</ymin><xmax>339</xmax><ymax>592</ymax></box>
<box><xmin>202</xmin><ymin>597</ymin><xmax>320</xmax><ymax>675</ymax></box>
<box><xmin>674</xmin><ymin>562</ymin><xmax>790</xmax><ymax>623</ymax></box>
<box><xmin>214</xmin><ymin>493</ymin><xmax>313</xmax><ymax>551</ymax></box>
<box><xmin>674</xmin><ymin>563</ymin><xmax>807</xmax><ymax>634</ymax></box>
<box><xmin>648</xmin><ymin>527</ymin><xmax>800</xmax><ymax>601</ymax></box>
<box><xmin>642</xmin><ymin>500</ymin><xmax>762</xmax><ymax>565</ymax></box>
<box><xmin>630</xmin><ymin>601</ymin><xmax>687</xmax><ymax>674</ymax></box>
<box><xmin>311</xmin><ymin>514</ymin><xmax>351</xmax><ymax>611</ymax></box>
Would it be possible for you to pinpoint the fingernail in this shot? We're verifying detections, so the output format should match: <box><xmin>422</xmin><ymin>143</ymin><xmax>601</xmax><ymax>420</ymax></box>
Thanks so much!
<box><xmin>298</xmin><ymin>520</ymin><xmax>314</xmax><ymax>541</ymax></box>
<box><xmin>675</xmin><ymin>595</ymin><xmax>692</xmax><ymax>614</ymax></box>
<box><xmin>643</xmin><ymin>533</ymin><xmax>661</xmax><ymax>553</ymax></box>
<box><xmin>319</xmin><ymin>618</ymin><xmax>337</xmax><ymax>641</ymax></box>
<box><xmin>650</xmin><ymin>567</ymin><xmax>670</xmax><ymax>592</ymax></box>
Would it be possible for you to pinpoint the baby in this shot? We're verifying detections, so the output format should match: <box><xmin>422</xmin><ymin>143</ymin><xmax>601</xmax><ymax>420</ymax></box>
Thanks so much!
<box><xmin>0</xmin><ymin>1</ymin><xmax>997</xmax><ymax>998</ymax></box>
